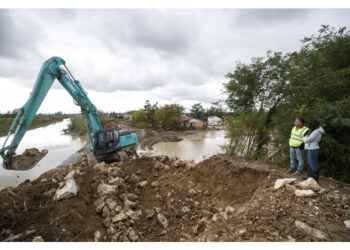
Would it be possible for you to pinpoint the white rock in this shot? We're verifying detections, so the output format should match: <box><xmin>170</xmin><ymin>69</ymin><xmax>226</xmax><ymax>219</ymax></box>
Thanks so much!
<box><xmin>189</xmin><ymin>189</ymin><xmax>197</xmax><ymax>195</ymax></box>
<box><xmin>95</xmin><ymin>201</ymin><xmax>105</xmax><ymax>213</ymax></box>
<box><xmin>181</xmin><ymin>206</ymin><xmax>190</xmax><ymax>213</ymax></box>
<box><xmin>295</xmin><ymin>220</ymin><xmax>328</xmax><ymax>240</ymax></box>
<box><xmin>128</xmin><ymin>229</ymin><xmax>139</xmax><ymax>241</ymax></box>
<box><xmin>112</xmin><ymin>211</ymin><xmax>127</xmax><ymax>222</ymax></box>
<box><xmin>294</xmin><ymin>189</ymin><xmax>315</xmax><ymax>197</ymax></box>
<box><xmin>344</xmin><ymin>220</ymin><xmax>350</xmax><ymax>229</ymax></box>
<box><xmin>164</xmin><ymin>165</ymin><xmax>170</xmax><ymax>171</ymax></box>
<box><xmin>32</xmin><ymin>236</ymin><xmax>44</xmax><ymax>242</ymax></box>
<box><xmin>145</xmin><ymin>209</ymin><xmax>155</xmax><ymax>219</ymax></box>
<box><xmin>225</xmin><ymin>206</ymin><xmax>235</xmax><ymax>214</ymax></box>
<box><xmin>54</xmin><ymin>178</ymin><xmax>78</xmax><ymax>201</ymax></box>
<box><xmin>97</xmin><ymin>183</ymin><xmax>117</xmax><ymax>195</ymax></box>
<box><xmin>40</xmin><ymin>178</ymin><xmax>48</xmax><ymax>183</ymax></box>
<box><xmin>106</xmin><ymin>199</ymin><xmax>118</xmax><ymax>210</ymax></box>
<box><xmin>157</xmin><ymin>213</ymin><xmax>168</xmax><ymax>228</ymax></box>
<box><xmin>64</xmin><ymin>170</ymin><xmax>75</xmax><ymax>181</ymax></box>
<box><xmin>274</xmin><ymin>178</ymin><xmax>296</xmax><ymax>190</ymax></box>
<box><xmin>151</xmin><ymin>181</ymin><xmax>160</xmax><ymax>187</ymax></box>
<box><xmin>108</xmin><ymin>177</ymin><xmax>125</xmax><ymax>186</ymax></box>
<box><xmin>124</xmin><ymin>199</ymin><xmax>137</xmax><ymax>209</ymax></box>
<box><xmin>138</xmin><ymin>181</ymin><xmax>148</xmax><ymax>188</ymax></box>
<box><xmin>94</xmin><ymin>231</ymin><xmax>102</xmax><ymax>242</ymax></box>
<box><xmin>94</xmin><ymin>162</ymin><xmax>106</xmax><ymax>170</ymax></box>
<box><xmin>297</xmin><ymin>178</ymin><xmax>321</xmax><ymax>191</ymax></box>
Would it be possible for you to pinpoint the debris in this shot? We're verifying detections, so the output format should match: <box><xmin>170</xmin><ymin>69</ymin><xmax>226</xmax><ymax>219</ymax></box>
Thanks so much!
<box><xmin>94</xmin><ymin>231</ymin><xmax>103</xmax><ymax>242</ymax></box>
<box><xmin>151</xmin><ymin>181</ymin><xmax>160</xmax><ymax>187</ymax></box>
<box><xmin>295</xmin><ymin>220</ymin><xmax>328</xmax><ymax>240</ymax></box>
<box><xmin>225</xmin><ymin>206</ymin><xmax>235</xmax><ymax>214</ymax></box>
<box><xmin>40</xmin><ymin>178</ymin><xmax>48</xmax><ymax>183</ymax></box>
<box><xmin>296</xmin><ymin>178</ymin><xmax>321</xmax><ymax>191</ymax></box>
<box><xmin>32</xmin><ymin>236</ymin><xmax>44</xmax><ymax>242</ymax></box>
<box><xmin>344</xmin><ymin>220</ymin><xmax>350</xmax><ymax>229</ymax></box>
<box><xmin>285</xmin><ymin>184</ymin><xmax>296</xmax><ymax>193</ymax></box>
<box><xmin>145</xmin><ymin>209</ymin><xmax>155</xmax><ymax>219</ymax></box>
<box><xmin>181</xmin><ymin>206</ymin><xmax>190</xmax><ymax>213</ymax></box>
<box><xmin>157</xmin><ymin>213</ymin><xmax>168</xmax><ymax>228</ymax></box>
<box><xmin>138</xmin><ymin>181</ymin><xmax>148</xmax><ymax>188</ymax></box>
<box><xmin>294</xmin><ymin>189</ymin><xmax>315</xmax><ymax>197</ymax></box>
<box><xmin>112</xmin><ymin>211</ymin><xmax>127</xmax><ymax>223</ymax></box>
<box><xmin>54</xmin><ymin>178</ymin><xmax>78</xmax><ymax>201</ymax></box>
<box><xmin>64</xmin><ymin>170</ymin><xmax>75</xmax><ymax>181</ymax></box>
<box><xmin>97</xmin><ymin>183</ymin><xmax>117</xmax><ymax>196</ymax></box>
<box><xmin>274</xmin><ymin>178</ymin><xmax>296</xmax><ymax>190</ymax></box>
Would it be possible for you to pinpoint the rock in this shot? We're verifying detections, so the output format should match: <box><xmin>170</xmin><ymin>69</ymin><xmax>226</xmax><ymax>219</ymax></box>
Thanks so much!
<box><xmin>32</xmin><ymin>236</ymin><xmax>44</xmax><ymax>242</ymax></box>
<box><xmin>127</xmin><ymin>193</ymin><xmax>139</xmax><ymax>202</ymax></box>
<box><xmin>295</xmin><ymin>220</ymin><xmax>328</xmax><ymax>240</ymax></box>
<box><xmin>102</xmin><ymin>206</ymin><xmax>110</xmax><ymax>218</ymax></box>
<box><xmin>112</xmin><ymin>210</ymin><xmax>127</xmax><ymax>223</ymax></box>
<box><xmin>23</xmin><ymin>148</ymin><xmax>42</xmax><ymax>157</ymax></box>
<box><xmin>344</xmin><ymin>220</ymin><xmax>350</xmax><ymax>229</ymax></box>
<box><xmin>145</xmin><ymin>209</ymin><xmax>155</xmax><ymax>219</ymax></box>
<box><xmin>294</xmin><ymin>189</ymin><xmax>315</xmax><ymax>197</ymax></box>
<box><xmin>189</xmin><ymin>188</ymin><xmax>197</xmax><ymax>195</ymax></box>
<box><xmin>115</xmin><ymin>205</ymin><xmax>122</xmax><ymax>213</ymax></box>
<box><xmin>219</xmin><ymin>211</ymin><xmax>228</xmax><ymax>220</ymax></box>
<box><xmin>225</xmin><ymin>206</ymin><xmax>235</xmax><ymax>214</ymax></box>
<box><xmin>164</xmin><ymin>165</ymin><xmax>170</xmax><ymax>171</ymax></box>
<box><xmin>106</xmin><ymin>199</ymin><xmax>118</xmax><ymax>210</ymax></box>
<box><xmin>54</xmin><ymin>178</ymin><xmax>78</xmax><ymax>201</ymax></box>
<box><xmin>40</xmin><ymin>178</ymin><xmax>48</xmax><ymax>183</ymax></box>
<box><xmin>129</xmin><ymin>174</ymin><xmax>140</xmax><ymax>184</ymax></box>
<box><xmin>124</xmin><ymin>199</ymin><xmax>137</xmax><ymax>209</ymax></box>
<box><xmin>97</xmin><ymin>183</ymin><xmax>117</xmax><ymax>196</ymax></box>
<box><xmin>94</xmin><ymin>231</ymin><xmax>102</xmax><ymax>242</ymax></box>
<box><xmin>95</xmin><ymin>201</ymin><xmax>106</xmax><ymax>213</ymax></box>
<box><xmin>103</xmin><ymin>217</ymin><xmax>110</xmax><ymax>228</ymax></box>
<box><xmin>151</xmin><ymin>181</ymin><xmax>160</xmax><ymax>187</ymax></box>
<box><xmin>154</xmin><ymin>207</ymin><xmax>161</xmax><ymax>213</ymax></box>
<box><xmin>64</xmin><ymin>170</ymin><xmax>75</xmax><ymax>181</ymax></box>
<box><xmin>126</xmin><ymin>209</ymin><xmax>142</xmax><ymax>220</ymax></box>
<box><xmin>157</xmin><ymin>213</ymin><xmax>168</xmax><ymax>228</ymax></box>
<box><xmin>286</xmin><ymin>184</ymin><xmax>296</xmax><ymax>193</ymax></box>
<box><xmin>94</xmin><ymin>161</ymin><xmax>106</xmax><ymax>170</ymax></box>
<box><xmin>181</xmin><ymin>206</ymin><xmax>190</xmax><ymax>213</ymax></box>
<box><xmin>138</xmin><ymin>181</ymin><xmax>148</xmax><ymax>188</ymax></box>
<box><xmin>128</xmin><ymin>229</ymin><xmax>139</xmax><ymax>241</ymax></box>
<box><xmin>274</xmin><ymin>178</ymin><xmax>296</xmax><ymax>190</ymax></box>
<box><xmin>297</xmin><ymin>178</ymin><xmax>321</xmax><ymax>191</ymax></box>
<box><xmin>108</xmin><ymin>177</ymin><xmax>125</xmax><ymax>186</ymax></box>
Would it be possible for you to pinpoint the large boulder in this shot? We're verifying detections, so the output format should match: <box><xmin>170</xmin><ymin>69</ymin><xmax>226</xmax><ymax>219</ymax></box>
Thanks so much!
<box><xmin>54</xmin><ymin>178</ymin><xmax>78</xmax><ymax>201</ymax></box>
<box><xmin>295</xmin><ymin>220</ymin><xmax>328</xmax><ymax>240</ymax></box>
<box><xmin>296</xmin><ymin>178</ymin><xmax>321</xmax><ymax>191</ymax></box>
<box><xmin>274</xmin><ymin>178</ymin><xmax>296</xmax><ymax>190</ymax></box>
<box><xmin>294</xmin><ymin>189</ymin><xmax>315</xmax><ymax>197</ymax></box>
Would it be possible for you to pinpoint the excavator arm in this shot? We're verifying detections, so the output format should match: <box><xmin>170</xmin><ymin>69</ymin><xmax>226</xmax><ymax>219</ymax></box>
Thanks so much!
<box><xmin>0</xmin><ymin>56</ymin><xmax>137</xmax><ymax>170</ymax></box>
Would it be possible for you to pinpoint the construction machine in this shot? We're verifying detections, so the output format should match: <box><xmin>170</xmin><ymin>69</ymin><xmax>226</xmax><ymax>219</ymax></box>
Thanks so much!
<box><xmin>0</xmin><ymin>57</ymin><xmax>138</xmax><ymax>170</ymax></box>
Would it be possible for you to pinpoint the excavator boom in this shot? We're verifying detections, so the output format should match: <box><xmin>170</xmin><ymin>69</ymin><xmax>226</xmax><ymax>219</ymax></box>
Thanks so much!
<box><xmin>0</xmin><ymin>57</ymin><xmax>137</xmax><ymax>170</ymax></box>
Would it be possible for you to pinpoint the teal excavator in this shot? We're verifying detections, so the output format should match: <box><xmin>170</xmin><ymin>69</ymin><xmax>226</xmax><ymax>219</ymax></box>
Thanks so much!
<box><xmin>0</xmin><ymin>57</ymin><xmax>138</xmax><ymax>171</ymax></box>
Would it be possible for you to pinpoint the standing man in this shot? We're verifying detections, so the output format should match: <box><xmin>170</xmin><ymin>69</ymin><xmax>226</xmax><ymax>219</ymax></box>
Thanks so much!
<box><xmin>287</xmin><ymin>117</ymin><xmax>309</xmax><ymax>175</ymax></box>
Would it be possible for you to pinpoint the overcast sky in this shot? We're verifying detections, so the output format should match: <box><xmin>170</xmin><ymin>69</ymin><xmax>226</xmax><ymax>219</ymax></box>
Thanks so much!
<box><xmin>0</xmin><ymin>9</ymin><xmax>349</xmax><ymax>113</ymax></box>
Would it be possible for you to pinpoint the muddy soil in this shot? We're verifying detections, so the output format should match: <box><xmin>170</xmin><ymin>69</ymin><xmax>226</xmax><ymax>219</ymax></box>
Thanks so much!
<box><xmin>1</xmin><ymin>153</ymin><xmax>349</xmax><ymax>242</ymax></box>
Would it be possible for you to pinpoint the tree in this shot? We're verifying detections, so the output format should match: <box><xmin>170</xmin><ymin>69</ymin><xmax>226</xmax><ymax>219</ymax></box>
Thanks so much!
<box><xmin>206</xmin><ymin>101</ymin><xmax>226</xmax><ymax>118</ymax></box>
<box><xmin>190</xmin><ymin>103</ymin><xmax>206</xmax><ymax>121</ymax></box>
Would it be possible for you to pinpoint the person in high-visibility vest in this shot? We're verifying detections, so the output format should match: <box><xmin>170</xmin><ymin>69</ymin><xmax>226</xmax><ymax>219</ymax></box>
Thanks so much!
<box><xmin>287</xmin><ymin>117</ymin><xmax>309</xmax><ymax>175</ymax></box>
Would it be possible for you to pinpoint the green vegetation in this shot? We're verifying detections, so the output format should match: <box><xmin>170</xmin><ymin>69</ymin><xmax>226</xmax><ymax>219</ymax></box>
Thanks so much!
<box><xmin>0</xmin><ymin>111</ymin><xmax>68</xmax><ymax>136</ymax></box>
<box><xmin>190</xmin><ymin>102</ymin><xmax>226</xmax><ymax>121</ymax></box>
<box><xmin>64</xmin><ymin>111</ymin><xmax>115</xmax><ymax>136</ymax></box>
<box><xmin>224</xmin><ymin>25</ymin><xmax>350</xmax><ymax>182</ymax></box>
<box><xmin>131</xmin><ymin>101</ymin><xmax>184</xmax><ymax>129</ymax></box>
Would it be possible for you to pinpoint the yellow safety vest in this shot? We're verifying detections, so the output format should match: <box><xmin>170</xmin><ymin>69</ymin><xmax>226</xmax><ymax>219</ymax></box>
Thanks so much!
<box><xmin>289</xmin><ymin>126</ymin><xmax>309</xmax><ymax>147</ymax></box>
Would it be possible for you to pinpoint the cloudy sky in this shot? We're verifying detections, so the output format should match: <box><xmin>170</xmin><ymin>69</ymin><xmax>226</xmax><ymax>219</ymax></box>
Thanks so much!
<box><xmin>0</xmin><ymin>9</ymin><xmax>349</xmax><ymax>113</ymax></box>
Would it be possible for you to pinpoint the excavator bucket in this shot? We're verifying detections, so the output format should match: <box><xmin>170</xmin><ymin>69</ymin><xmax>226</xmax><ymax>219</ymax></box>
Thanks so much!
<box><xmin>3</xmin><ymin>148</ymin><xmax>48</xmax><ymax>171</ymax></box>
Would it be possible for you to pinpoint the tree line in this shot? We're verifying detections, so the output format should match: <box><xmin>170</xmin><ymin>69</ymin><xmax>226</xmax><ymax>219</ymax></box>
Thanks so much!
<box><xmin>223</xmin><ymin>25</ymin><xmax>350</xmax><ymax>182</ymax></box>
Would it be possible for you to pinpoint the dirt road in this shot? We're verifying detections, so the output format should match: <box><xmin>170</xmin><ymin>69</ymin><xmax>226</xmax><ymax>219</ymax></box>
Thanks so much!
<box><xmin>1</xmin><ymin>152</ymin><xmax>349</xmax><ymax>242</ymax></box>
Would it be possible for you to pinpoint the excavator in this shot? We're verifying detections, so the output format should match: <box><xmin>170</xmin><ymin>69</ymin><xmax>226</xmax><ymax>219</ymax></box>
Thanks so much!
<box><xmin>0</xmin><ymin>56</ymin><xmax>138</xmax><ymax>171</ymax></box>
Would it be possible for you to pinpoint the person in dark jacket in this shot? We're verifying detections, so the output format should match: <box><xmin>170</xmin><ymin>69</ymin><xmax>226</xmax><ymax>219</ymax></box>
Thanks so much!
<box><xmin>302</xmin><ymin>120</ymin><xmax>324</xmax><ymax>182</ymax></box>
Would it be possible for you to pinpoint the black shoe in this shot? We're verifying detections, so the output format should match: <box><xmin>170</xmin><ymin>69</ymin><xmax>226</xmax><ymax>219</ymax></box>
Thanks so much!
<box><xmin>312</xmin><ymin>171</ymin><xmax>319</xmax><ymax>183</ymax></box>
<box><xmin>287</xmin><ymin>168</ymin><xmax>297</xmax><ymax>174</ymax></box>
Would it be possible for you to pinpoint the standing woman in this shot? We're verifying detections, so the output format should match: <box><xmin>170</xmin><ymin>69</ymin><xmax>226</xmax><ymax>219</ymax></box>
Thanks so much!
<box><xmin>302</xmin><ymin>120</ymin><xmax>324</xmax><ymax>182</ymax></box>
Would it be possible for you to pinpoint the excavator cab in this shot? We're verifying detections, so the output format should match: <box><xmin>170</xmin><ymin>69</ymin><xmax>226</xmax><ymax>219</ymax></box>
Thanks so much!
<box><xmin>93</xmin><ymin>129</ymin><xmax>138</xmax><ymax>155</ymax></box>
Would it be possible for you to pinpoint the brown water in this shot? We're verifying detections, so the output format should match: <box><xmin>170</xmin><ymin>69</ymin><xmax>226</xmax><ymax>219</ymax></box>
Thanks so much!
<box><xmin>152</xmin><ymin>130</ymin><xmax>229</xmax><ymax>162</ymax></box>
<box><xmin>0</xmin><ymin>119</ymin><xmax>88</xmax><ymax>187</ymax></box>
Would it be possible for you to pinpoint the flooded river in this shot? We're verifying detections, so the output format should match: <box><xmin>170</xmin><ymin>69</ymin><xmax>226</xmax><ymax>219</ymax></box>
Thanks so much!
<box><xmin>0</xmin><ymin>119</ymin><xmax>88</xmax><ymax>188</ymax></box>
<box><xmin>152</xmin><ymin>130</ymin><xmax>229</xmax><ymax>162</ymax></box>
<box><xmin>0</xmin><ymin>119</ymin><xmax>229</xmax><ymax>187</ymax></box>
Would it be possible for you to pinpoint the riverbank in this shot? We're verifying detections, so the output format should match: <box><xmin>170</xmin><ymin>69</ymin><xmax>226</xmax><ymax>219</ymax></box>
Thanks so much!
<box><xmin>0</xmin><ymin>114</ymin><xmax>69</xmax><ymax>137</ymax></box>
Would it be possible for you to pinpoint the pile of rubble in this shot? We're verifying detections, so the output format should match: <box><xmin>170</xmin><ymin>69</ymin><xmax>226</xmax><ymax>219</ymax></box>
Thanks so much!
<box><xmin>0</xmin><ymin>153</ymin><xmax>350</xmax><ymax>242</ymax></box>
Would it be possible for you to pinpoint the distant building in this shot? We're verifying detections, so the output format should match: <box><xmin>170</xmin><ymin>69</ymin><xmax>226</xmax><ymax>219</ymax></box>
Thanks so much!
<box><xmin>207</xmin><ymin>116</ymin><xmax>222</xmax><ymax>127</ymax></box>
<box><xmin>123</xmin><ymin>114</ymin><xmax>132</xmax><ymax>120</ymax></box>
<box><xmin>179</xmin><ymin>115</ymin><xmax>205</xmax><ymax>129</ymax></box>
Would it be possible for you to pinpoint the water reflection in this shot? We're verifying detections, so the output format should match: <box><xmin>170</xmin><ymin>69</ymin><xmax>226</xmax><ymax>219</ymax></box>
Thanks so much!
<box><xmin>0</xmin><ymin>119</ymin><xmax>88</xmax><ymax>187</ymax></box>
<box><xmin>152</xmin><ymin>130</ymin><xmax>229</xmax><ymax>162</ymax></box>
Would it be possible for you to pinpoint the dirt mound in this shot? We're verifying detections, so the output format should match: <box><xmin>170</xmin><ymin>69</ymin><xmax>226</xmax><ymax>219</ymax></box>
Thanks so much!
<box><xmin>0</xmin><ymin>153</ymin><xmax>350</xmax><ymax>242</ymax></box>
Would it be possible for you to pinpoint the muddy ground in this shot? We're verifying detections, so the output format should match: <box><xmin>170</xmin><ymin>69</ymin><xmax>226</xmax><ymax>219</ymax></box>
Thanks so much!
<box><xmin>1</xmin><ymin>151</ymin><xmax>350</xmax><ymax>242</ymax></box>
